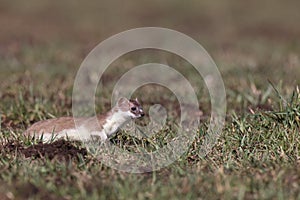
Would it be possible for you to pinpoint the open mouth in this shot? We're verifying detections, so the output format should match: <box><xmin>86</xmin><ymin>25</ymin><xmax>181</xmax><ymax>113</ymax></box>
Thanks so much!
<box><xmin>133</xmin><ymin>113</ymin><xmax>144</xmax><ymax>119</ymax></box>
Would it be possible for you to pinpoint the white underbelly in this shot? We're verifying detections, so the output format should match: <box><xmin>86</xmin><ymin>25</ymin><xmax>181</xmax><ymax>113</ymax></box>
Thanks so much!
<box><xmin>41</xmin><ymin>126</ymin><xmax>107</xmax><ymax>142</ymax></box>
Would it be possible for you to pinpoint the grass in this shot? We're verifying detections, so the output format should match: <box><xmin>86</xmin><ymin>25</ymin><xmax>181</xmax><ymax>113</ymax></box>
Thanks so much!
<box><xmin>1</xmin><ymin>0</ymin><xmax>300</xmax><ymax>199</ymax></box>
<box><xmin>0</xmin><ymin>54</ymin><xmax>299</xmax><ymax>200</ymax></box>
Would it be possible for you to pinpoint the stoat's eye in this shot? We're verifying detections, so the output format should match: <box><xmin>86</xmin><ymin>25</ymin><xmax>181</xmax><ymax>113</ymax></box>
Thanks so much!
<box><xmin>131</xmin><ymin>107</ymin><xmax>136</xmax><ymax>111</ymax></box>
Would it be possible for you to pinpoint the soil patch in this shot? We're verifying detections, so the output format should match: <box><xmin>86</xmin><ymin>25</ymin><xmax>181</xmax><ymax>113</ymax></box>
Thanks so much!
<box><xmin>1</xmin><ymin>140</ymin><xmax>87</xmax><ymax>161</ymax></box>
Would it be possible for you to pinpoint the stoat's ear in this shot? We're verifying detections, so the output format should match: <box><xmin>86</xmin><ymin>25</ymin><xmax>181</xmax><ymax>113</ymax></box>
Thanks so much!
<box><xmin>117</xmin><ymin>97</ymin><xmax>129</xmax><ymax>107</ymax></box>
<box><xmin>135</xmin><ymin>97</ymin><xmax>139</xmax><ymax>103</ymax></box>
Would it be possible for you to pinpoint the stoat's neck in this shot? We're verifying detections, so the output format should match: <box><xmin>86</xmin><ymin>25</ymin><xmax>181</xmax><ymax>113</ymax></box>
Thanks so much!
<box><xmin>102</xmin><ymin>109</ymin><xmax>132</xmax><ymax>136</ymax></box>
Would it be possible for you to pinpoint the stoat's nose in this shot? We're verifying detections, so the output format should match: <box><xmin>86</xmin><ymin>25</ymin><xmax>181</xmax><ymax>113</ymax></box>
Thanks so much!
<box><xmin>140</xmin><ymin>109</ymin><xmax>145</xmax><ymax>117</ymax></box>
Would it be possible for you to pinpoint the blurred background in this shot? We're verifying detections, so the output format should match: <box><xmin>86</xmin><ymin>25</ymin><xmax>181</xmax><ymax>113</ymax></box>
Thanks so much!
<box><xmin>0</xmin><ymin>0</ymin><xmax>299</xmax><ymax>111</ymax></box>
<box><xmin>1</xmin><ymin>0</ymin><xmax>300</xmax><ymax>46</ymax></box>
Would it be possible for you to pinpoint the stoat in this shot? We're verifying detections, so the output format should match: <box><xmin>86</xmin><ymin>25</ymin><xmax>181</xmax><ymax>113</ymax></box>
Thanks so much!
<box><xmin>24</xmin><ymin>97</ymin><xmax>144</xmax><ymax>142</ymax></box>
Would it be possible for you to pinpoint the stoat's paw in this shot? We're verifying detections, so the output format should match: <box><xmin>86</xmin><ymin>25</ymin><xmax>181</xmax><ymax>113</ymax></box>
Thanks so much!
<box><xmin>90</xmin><ymin>131</ymin><xmax>107</xmax><ymax>141</ymax></box>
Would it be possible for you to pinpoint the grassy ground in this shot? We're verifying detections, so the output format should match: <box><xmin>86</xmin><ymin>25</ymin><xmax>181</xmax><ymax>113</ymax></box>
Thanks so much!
<box><xmin>1</xmin><ymin>1</ymin><xmax>300</xmax><ymax>199</ymax></box>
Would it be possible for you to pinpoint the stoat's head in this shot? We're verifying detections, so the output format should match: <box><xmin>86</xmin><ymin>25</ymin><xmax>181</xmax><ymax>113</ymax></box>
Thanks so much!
<box><xmin>116</xmin><ymin>97</ymin><xmax>145</xmax><ymax>119</ymax></box>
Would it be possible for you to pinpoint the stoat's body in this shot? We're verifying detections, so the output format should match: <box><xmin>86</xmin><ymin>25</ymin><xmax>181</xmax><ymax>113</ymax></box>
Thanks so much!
<box><xmin>24</xmin><ymin>98</ymin><xmax>144</xmax><ymax>142</ymax></box>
